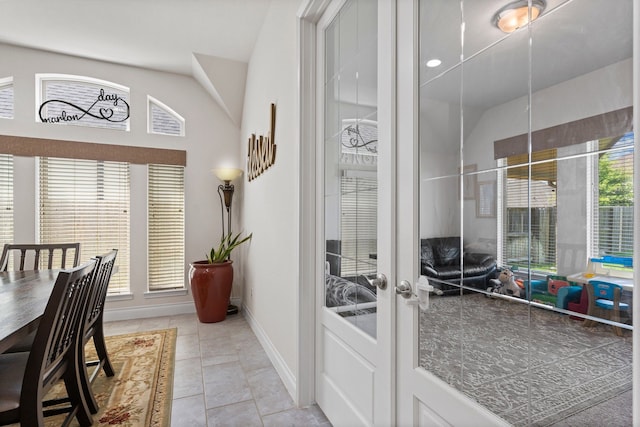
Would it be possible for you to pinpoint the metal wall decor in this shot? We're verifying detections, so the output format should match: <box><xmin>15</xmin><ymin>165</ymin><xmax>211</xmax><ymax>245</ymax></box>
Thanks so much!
<box><xmin>247</xmin><ymin>103</ymin><xmax>277</xmax><ymax>181</ymax></box>
<box><xmin>38</xmin><ymin>88</ymin><xmax>130</xmax><ymax>124</ymax></box>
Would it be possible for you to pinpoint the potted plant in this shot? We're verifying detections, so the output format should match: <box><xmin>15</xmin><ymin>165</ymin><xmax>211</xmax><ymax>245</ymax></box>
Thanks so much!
<box><xmin>189</xmin><ymin>232</ymin><xmax>252</xmax><ymax>323</ymax></box>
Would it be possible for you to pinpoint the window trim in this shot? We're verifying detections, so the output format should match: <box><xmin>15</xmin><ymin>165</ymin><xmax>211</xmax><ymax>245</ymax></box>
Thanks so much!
<box><xmin>147</xmin><ymin>95</ymin><xmax>185</xmax><ymax>137</ymax></box>
<box><xmin>493</xmin><ymin>107</ymin><xmax>633</xmax><ymax>159</ymax></box>
<box><xmin>0</xmin><ymin>135</ymin><xmax>186</xmax><ymax>166</ymax></box>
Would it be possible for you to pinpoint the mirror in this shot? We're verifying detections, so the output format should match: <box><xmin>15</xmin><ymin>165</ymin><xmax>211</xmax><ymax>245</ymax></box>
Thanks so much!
<box><xmin>419</xmin><ymin>0</ymin><xmax>634</xmax><ymax>424</ymax></box>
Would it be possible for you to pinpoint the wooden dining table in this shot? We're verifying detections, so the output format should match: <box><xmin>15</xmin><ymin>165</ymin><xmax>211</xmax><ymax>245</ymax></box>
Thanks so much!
<box><xmin>0</xmin><ymin>269</ymin><xmax>59</xmax><ymax>354</ymax></box>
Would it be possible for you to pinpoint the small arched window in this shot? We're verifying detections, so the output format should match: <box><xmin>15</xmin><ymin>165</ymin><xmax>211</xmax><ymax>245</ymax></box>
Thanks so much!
<box><xmin>148</xmin><ymin>96</ymin><xmax>185</xmax><ymax>136</ymax></box>
<box><xmin>0</xmin><ymin>77</ymin><xmax>14</xmax><ymax>119</ymax></box>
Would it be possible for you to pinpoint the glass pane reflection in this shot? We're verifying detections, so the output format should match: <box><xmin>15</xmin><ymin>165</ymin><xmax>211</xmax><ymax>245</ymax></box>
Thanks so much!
<box><xmin>418</xmin><ymin>0</ymin><xmax>633</xmax><ymax>425</ymax></box>
<box><xmin>323</xmin><ymin>0</ymin><xmax>378</xmax><ymax>338</ymax></box>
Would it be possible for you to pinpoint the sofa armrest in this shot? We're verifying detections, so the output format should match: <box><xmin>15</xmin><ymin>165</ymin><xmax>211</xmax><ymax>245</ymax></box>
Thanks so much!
<box><xmin>421</xmin><ymin>264</ymin><xmax>438</xmax><ymax>277</ymax></box>
<box><xmin>464</xmin><ymin>252</ymin><xmax>495</xmax><ymax>267</ymax></box>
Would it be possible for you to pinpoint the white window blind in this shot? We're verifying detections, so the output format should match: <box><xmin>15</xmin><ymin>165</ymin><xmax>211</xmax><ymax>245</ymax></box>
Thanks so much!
<box><xmin>39</xmin><ymin>157</ymin><xmax>130</xmax><ymax>294</ymax></box>
<box><xmin>0</xmin><ymin>78</ymin><xmax>14</xmax><ymax>119</ymax></box>
<box><xmin>592</xmin><ymin>132</ymin><xmax>634</xmax><ymax>258</ymax></box>
<box><xmin>148</xmin><ymin>164</ymin><xmax>185</xmax><ymax>291</ymax></box>
<box><xmin>503</xmin><ymin>150</ymin><xmax>557</xmax><ymax>272</ymax></box>
<box><xmin>340</xmin><ymin>175</ymin><xmax>377</xmax><ymax>278</ymax></box>
<box><xmin>0</xmin><ymin>154</ymin><xmax>13</xmax><ymax>245</ymax></box>
<box><xmin>148</xmin><ymin>97</ymin><xmax>185</xmax><ymax>136</ymax></box>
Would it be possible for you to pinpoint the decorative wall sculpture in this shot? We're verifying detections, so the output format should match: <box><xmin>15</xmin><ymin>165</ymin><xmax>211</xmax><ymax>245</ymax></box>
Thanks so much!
<box><xmin>247</xmin><ymin>103</ymin><xmax>276</xmax><ymax>181</ymax></box>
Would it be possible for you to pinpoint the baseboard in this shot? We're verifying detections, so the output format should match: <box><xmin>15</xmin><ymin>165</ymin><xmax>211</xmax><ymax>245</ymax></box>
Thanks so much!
<box><xmin>104</xmin><ymin>301</ymin><xmax>196</xmax><ymax>322</ymax></box>
<box><xmin>242</xmin><ymin>306</ymin><xmax>297</xmax><ymax>402</ymax></box>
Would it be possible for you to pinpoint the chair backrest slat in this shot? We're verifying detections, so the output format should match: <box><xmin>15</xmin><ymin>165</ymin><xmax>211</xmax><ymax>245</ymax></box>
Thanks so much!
<box><xmin>0</xmin><ymin>243</ymin><xmax>81</xmax><ymax>272</ymax></box>
<box><xmin>86</xmin><ymin>249</ymin><xmax>118</xmax><ymax>331</ymax></box>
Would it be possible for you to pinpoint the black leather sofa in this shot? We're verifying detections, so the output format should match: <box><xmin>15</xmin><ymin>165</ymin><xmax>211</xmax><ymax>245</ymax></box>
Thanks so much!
<box><xmin>420</xmin><ymin>237</ymin><xmax>497</xmax><ymax>295</ymax></box>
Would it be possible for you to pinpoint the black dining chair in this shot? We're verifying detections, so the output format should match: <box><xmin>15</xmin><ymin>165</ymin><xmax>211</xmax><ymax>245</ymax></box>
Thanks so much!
<box><xmin>77</xmin><ymin>249</ymin><xmax>118</xmax><ymax>414</ymax></box>
<box><xmin>0</xmin><ymin>260</ymin><xmax>97</xmax><ymax>427</ymax></box>
<box><xmin>0</xmin><ymin>243</ymin><xmax>81</xmax><ymax>272</ymax></box>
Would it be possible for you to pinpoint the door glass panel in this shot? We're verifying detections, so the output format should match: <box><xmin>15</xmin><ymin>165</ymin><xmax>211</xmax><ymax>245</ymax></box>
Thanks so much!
<box><xmin>324</xmin><ymin>0</ymin><xmax>378</xmax><ymax>338</ymax></box>
<box><xmin>418</xmin><ymin>0</ymin><xmax>633</xmax><ymax>425</ymax></box>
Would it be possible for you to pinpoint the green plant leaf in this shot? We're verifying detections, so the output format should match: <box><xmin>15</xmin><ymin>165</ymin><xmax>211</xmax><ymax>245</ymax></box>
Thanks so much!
<box><xmin>206</xmin><ymin>232</ymin><xmax>252</xmax><ymax>263</ymax></box>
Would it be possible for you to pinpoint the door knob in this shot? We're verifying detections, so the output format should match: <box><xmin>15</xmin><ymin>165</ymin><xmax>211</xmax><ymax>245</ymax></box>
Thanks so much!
<box><xmin>361</xmin><ymin>273</ymin><xmax>387</xmax><ymax>290</ymax></box>
<box><xmin>395</xmin><ymin>280</ymin><xmax>413</xmax><ymax>299</ymax></box>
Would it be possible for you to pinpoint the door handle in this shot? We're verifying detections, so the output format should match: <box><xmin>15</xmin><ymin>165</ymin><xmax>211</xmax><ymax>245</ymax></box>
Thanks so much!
<box><xmin>395</xmin><ymin>280</ymin><xmax>413</xmax><ymax>299</ymax></box>
<box><xmin>396</xmin><ymin>277</ymin><xmax>434</xmax><ymax>307</ymax></box>
<box><xmin>361</xmin><ymin>273</ymin><xmax>387</xmax><ymax>290</ymax></box>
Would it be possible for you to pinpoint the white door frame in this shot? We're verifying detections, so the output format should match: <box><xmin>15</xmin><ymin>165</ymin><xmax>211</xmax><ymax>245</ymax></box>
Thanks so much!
<box><xmin>633</xmin><ymin>0</ymin><xmax>639</xmax><ymax>420</ymax></box>
<box><xmin>296</xmin><ymin>0</ymin><xmax>323</xmax><ymax>407</ymax></box>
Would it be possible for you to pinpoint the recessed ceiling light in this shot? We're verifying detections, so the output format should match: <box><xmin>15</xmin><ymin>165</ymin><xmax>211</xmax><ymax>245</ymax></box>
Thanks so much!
<box><xmin>426</xmin><ymin>59</ymin><xmax>442</xmax><ymax>68</ymax></box>
<box><xmin>493</xmin><ymin>0</ymin><xmax>546</xmax><ymax>33</ymax></box>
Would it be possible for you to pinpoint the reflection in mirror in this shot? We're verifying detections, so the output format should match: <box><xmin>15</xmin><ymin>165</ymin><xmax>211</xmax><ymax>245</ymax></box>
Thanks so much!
<box><xmin>418</xmin><ymin>0</ymin><xmax>633</xmax><ymax>424</ymax></box>
<box><xmin>323</xmin><ymin>0</ymin><xmax>378</xmax><ymax>338</ymax></box>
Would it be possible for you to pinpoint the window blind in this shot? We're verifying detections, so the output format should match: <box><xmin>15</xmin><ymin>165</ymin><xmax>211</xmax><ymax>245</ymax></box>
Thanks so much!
<box><xmin>39</xmin><ymin>157</ymin><xmax>130</xmax><ymax>294</ymax></box>
<box><xmin>340</xmin><ymin>175</ymin><xmax>377</xmax><ymax>278</ymax></box>
<box><xmin>149</xmin><ymin>98</ymin><xmax>185</xmax><ymax>136</ymax></box>
<box><xmin>0</xmin><ymin>80</ymin><xmax>14</xmax><ymax>119</ymax></box>
<box><xmin>503</xmin><ymin>150</ymin><xmax>557</xmax><ymax>272</ymax></box>
<box><xmin>148</xmin><ymin>164</ymin><xmax>185</xmax><ymax>291</ymax></box>
<box><xmin>0</xmin><ymin>154</ymin><xmax>13</xmax><ymax>246</ymax></box>
<box><xmin>592</xmin><ymin>132</ymin><xmax>634</xmax><ymax>258</ymax></box>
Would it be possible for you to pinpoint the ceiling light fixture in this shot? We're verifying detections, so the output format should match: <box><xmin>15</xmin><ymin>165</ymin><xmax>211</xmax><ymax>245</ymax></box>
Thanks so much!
<box><xmin>426</xmin><ymin>58</ymin><xmax>442</xmax><ymax>68</ymax></box>
<box><xmin>493</xmin><ymin>0</ymin><xmax>546</xmax><ymax>33</ymax></box>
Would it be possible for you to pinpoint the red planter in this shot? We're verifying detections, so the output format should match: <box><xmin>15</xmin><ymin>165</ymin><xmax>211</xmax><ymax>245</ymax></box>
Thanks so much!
<box><xmin>189</xmin><ymin>260</ymin><xmax>234</xmax><ymax>323</ymax></box>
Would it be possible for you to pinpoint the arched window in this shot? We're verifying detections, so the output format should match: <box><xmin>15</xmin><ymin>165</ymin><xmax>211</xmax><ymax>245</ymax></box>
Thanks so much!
<box><xmin>148</xmin><ymin>96</ymin><xmax>185</xmax><ymax>136</ymax></box>
<box><xmin>0</xmin><ymin>77</ymin><xmax>14</xmax><ymax>119</ymax></box>
<box><xmin>36</xmin><ymin>74</ymin><xmax>130</xmax><ymax>131</ymax></box>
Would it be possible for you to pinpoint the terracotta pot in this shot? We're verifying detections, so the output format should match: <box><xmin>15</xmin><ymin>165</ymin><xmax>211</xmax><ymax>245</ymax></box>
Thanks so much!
<box><xmin>189</xmin><ymin>260</ymin><xmax>233</xmax><ymax>323</ymax></box>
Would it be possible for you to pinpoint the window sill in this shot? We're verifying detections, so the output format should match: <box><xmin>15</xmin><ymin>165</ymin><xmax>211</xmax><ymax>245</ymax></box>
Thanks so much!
<box><xmin>106</xmin><ymin>293</ymin><xmax>134</xmax><ymax>302</ymax></box>
<box><xmin>144</xmin><ymin>288</ymin><xmax>188</xmax><ymax>298</ymax></box>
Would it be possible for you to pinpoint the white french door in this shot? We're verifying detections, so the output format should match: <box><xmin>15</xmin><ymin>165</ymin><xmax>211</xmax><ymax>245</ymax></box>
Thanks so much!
<box><xmin>396</xmin><ymin>0</ymin><xmax>637</xmax><ymax>426</ymax></box>
<box><xmin>315</xmin><ymin>0</ymin><xmax>393</xmax><ymax>425</ymax></box>
<box><xmin>394</xmin><ymin>0</ymin><xmax>502</xmax><ymax>424</ymax></box>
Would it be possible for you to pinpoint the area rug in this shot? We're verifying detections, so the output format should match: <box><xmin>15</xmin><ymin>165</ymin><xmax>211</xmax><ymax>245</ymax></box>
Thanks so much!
<box><xmin>419</xmin><ymin>293</ymin><xmax>632</xmax><ymax>426</ymax></box>
<box><xmin>12</xmin><ymin>328</ymin><xmax>177</xmax><ymax>427</ymax></box>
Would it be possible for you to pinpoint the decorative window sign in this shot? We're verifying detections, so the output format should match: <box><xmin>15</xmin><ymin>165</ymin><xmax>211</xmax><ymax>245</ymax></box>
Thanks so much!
<box><xmin>38</xmin><ymin>88</ymin><xmax>130</xmax><ymax>125</ymax></box>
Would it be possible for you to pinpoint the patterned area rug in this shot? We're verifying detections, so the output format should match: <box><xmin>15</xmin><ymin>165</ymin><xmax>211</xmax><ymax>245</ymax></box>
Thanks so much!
<box><xmin>11</xmin><ymin>328</ymin><xmax>176</xmax><ymax>427</ymax></box>
<box><xmin>419</xmin><ymin>293</ymin><xmax>632</xmax><ymax>426</ymax></box>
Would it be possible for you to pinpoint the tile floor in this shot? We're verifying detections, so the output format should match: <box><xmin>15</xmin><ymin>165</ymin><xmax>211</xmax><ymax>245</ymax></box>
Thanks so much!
<box><xmin>103</xmin><ymin>312</ymin><xmax>331</xmax><ymax>427</ymax></box>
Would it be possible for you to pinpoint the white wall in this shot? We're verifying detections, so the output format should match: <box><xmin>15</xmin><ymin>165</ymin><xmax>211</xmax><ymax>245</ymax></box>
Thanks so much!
<box><xmin>240</xmin><ymin>0</ymin><xmax>301</xmax><ymax>396</ymax></box>
<box><xmin>0</xmin><ymin>43</ymin><xmax>243</xmax><ymax>316</ymax></box>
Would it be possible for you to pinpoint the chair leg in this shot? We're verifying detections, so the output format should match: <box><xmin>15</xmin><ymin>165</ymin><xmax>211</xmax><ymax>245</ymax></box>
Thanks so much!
<box><xmin>611</xmin><ymin>307</ymin><xmax>623</xmax><ymax>336</ymax></box>
<box><xmin>18</xmin><ymin>397</ymin><xmax>46</xmax><ymax>427</ymax></box>
<box><xmin>582</xmin><ymin>283</ymin><xmax>597</xmax><ymax>328</ymax></box>
<box><xmin>78</xmin><ymin>341</ymin><xmax>100</xmax><ymax>414</ymax></box>
<box><xmin>62</xmin><ymin>365</ymin><xmax>93</xmax><ymax>427</ymax></box>
<box><xmin>93</xmin><ymin>324</ymin><xmax>115</xmax><ymax>377</ymax></box>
